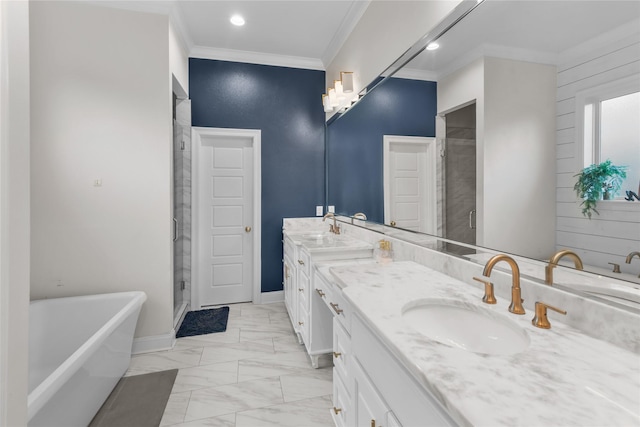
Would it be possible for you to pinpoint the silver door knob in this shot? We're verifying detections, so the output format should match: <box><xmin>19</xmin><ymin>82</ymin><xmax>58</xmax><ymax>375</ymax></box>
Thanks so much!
<box><xmin>245</xmin><ymin>226</ymin><xmax>252</xmax><ymax>233</ymax></box>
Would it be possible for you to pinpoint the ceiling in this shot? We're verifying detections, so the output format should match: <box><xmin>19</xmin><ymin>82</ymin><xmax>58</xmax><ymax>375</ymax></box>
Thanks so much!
<box><xmin>91</xmin><ymin>0</ymin><xmax>370</xmax><ymax>70</ymax></box>
<box><xmin>403</xmin><ymin>0</ymin><xmax>640</xmax><ymax>78</ymax></box>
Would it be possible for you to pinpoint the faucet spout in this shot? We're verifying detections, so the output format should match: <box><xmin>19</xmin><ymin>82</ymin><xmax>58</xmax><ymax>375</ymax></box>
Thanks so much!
<box><xmin>545</xmin><ymin>250</ymin><xmax>583</xmax><ymax>285</ymax></box>
<box><xmin>626</xmin><ymin>251</ymin><xmax>640</xmax><ymax>278</ymax></box>
<box><xmin>482</xmin><ymin>254</ymin><xmax>525</xmax><ymax>315</ymax></box>
<box><xmin>625</xmin><ymin>251</ymin><xmax>640</xmax><ymax>264</ymax></box>
<box><xmin>322</xmin><ymin>212</ymin><xmax>340</xmax><ymax>234</ymax></box>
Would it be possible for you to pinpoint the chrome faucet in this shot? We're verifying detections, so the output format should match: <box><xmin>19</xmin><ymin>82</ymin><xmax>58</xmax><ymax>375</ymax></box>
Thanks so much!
<box><xmin>482</xmin><ymin>254</ymin><xmax>525</xmax><ymax>315</ymax></box>
<box><xmin>322</xmin><ymin>212</ymin><xmax>340</xmax><ymax>235</ymax></box>
<box><xmin>545</xmin><ymin>250</ymin><xmax>583</xmax><ymax>285</ymax></box>
<box><xmin>625</xmin><ymin>251</ymin><xmax>640</xmax><ymax>278</ymax></box>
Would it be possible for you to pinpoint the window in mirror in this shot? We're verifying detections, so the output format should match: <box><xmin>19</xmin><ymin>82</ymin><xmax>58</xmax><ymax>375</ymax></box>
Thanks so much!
<box><xmin>582</xmin><ymin>87</ymin><xmax>640</xmax><ymax>198</ymax></box>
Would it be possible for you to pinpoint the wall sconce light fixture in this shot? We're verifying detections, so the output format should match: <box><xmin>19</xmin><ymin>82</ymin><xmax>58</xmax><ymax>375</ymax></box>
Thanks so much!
<box><xmin>323</xmin><ymin>71</ymin><xmax>355</xmax><ymax>113</ymax></box>
<box><xmin>340</xmin><ymin>72</ymin><xmax>353</xmax><ymax>93</ymax></box>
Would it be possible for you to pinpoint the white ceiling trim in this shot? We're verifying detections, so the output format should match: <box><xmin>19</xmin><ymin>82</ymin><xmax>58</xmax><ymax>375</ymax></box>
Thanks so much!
<box><xmin>558</xmin><ymin>18</ymin><xmax>640</xmax><ymax>70</ymax></box>
<box><xmin>393</xmin><ymin>68</ymin><xmax>438</xmax><ymax>82</ymax></box>
<box><xmin>321</xmin><ymin>0</ymin><xmax>371</xmax><ymax>68</ymax></box>
<box><xmin>190</xmin><ymin>46</ymin><xmax>325</xmax><ymax>70</ymax></box>
<box><xmin>430</xmin><ymin>43</ymin><xmax>560</xmax><ymax>82</ymax></box>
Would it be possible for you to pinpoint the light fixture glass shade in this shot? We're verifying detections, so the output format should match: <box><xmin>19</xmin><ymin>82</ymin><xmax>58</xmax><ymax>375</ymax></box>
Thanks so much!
<box><xmin>334</xmin><ymin>80</ymin><xmax>345</xmax><ymax>100</ymax></box>
<box><xmin>230</xmin><ymin>14</ymin><xmax>245</xmax><ymax>26</ymax></box>
<box><xmin>328</xmin><ymin>88</ymin><xmax>339</xmax><ymax>107</ymax></box>
<box><xmin>341</xmin><ymin>72</ymin><xmax>354</xmax><ymax>93</ymax></box>
<box><xmin>322</xmin><ymin>94</ymin><xmax>332</xmax><ymax>112</ymax></box>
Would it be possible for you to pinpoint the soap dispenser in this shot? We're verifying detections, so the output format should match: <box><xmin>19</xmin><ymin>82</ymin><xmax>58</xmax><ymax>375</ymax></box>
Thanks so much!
<box><xmin>375</xmin><ymin>240</ymin><xmax>393</xmax><ymax>264</ymax></box>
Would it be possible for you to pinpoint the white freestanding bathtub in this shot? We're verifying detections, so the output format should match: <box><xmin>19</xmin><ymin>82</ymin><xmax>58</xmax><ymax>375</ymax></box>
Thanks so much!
<box><xmin>28</xmin><ymin>291</ymin><xmax>146</xmax><ymax>426</ymax></box>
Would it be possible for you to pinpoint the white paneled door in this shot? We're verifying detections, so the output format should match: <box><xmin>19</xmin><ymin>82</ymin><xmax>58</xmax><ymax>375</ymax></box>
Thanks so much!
<box><xmin>194</xmin><ymin>128</ymin><xmax>261</xmax><ymax>307</ymax></box>
<box><xmin>383</xmin><ymin>136</ymin><xmax>437</xmax><ymax>234</ymax></box>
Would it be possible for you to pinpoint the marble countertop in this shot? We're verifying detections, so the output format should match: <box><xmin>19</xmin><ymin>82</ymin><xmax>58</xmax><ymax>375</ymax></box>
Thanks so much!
<box><xmin>284</xmin><ymin>231</ymin><xmax>373</xmax><ymax>253</ymax></box>
<box><xmin>328</xmin><ymin>261</ymin><xmax>640</xmax><ymax>427</ymax></box>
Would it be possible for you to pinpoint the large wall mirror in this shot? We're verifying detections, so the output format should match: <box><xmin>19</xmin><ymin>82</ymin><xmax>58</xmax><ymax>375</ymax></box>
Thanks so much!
<box><xmin>327</xmin><ymin>0</ymin><xmax>640</xmax><ymax>303</ymax></box>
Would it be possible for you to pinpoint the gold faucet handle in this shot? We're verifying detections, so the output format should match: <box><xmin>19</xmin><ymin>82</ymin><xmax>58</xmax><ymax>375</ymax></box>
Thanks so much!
<box><xmin>532</xmin><ymin>301</ymin><xmax>567</xmax><ymax>329</ymax></box>
<box><xmin>472</xmin><ymin>277</ymin><xmax>497</xmax><ymax>304</ymax></box>
<box><xmin>608</xmin><ymin>262</ymin><xmax>621</xmax><ymax>273</ymax></box>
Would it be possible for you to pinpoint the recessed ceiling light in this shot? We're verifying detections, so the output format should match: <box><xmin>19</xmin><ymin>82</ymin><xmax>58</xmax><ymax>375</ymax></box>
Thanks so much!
<box><xmin>230</xmin><ymin>14</ymin><xmax>245</xmax><ymax>26</ymax></box>
<box><xmin>426</xmin><ymin>42</ymin><xmax>439</xmax><ymax>51</ymax></box>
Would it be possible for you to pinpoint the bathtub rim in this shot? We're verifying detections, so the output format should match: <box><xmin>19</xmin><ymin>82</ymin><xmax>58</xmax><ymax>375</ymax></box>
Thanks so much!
<box><xmin>27</xmin><ymin>291</ymin><xmax>146</xmax><ymax>421</ymax></box>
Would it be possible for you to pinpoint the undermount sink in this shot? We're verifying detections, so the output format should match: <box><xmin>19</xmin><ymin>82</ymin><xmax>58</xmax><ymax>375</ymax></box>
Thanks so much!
<box><xmin>402</xmin><ymin>299</ymin><xmax>530</xmax><ymax>356</ymax></box>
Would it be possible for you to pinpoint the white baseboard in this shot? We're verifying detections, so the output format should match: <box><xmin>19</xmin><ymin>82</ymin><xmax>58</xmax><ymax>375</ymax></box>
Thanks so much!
<box><xmin>260</xmin><ymin>290</ymin><xmax>284</xmax><ymax>304</ymax></box>
<box><xmin>132</xmin><ymin>330</ymin><xmax>176</xmax><ymax>354</ymax></box>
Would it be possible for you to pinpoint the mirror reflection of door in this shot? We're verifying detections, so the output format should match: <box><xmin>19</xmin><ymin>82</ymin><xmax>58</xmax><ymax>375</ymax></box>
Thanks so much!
<box><xmin>443</xmin><ymin>103</ymin><xmax>476</xmax><ymax>255</ymax></box>
<box><xmin>383</xmin><ymin>136</ymin><xmax>437</xmax><ymax>234</ymax></box>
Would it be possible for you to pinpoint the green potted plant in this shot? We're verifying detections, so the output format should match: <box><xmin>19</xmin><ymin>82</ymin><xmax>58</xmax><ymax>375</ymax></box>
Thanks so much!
<box><xmin>574</xmin><ymin>160</ymin><xmax>627</xmax><ymax>218</ymax></box>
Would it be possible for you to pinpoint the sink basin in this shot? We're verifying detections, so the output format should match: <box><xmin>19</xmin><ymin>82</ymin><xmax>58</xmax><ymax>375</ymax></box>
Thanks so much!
<box><xmin>402</xmin><ymin>299</ymin><xmax>529</xmax><ymax>356</ymax></box>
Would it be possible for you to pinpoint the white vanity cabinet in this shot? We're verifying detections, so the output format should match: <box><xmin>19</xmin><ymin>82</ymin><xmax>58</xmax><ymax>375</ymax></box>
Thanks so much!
<box><xmin>282</xmin><ymin>235</ymin><xmax>300</xmax><ymax>341</ymax></box>
<box><xmin>282</xmin><ymin>232</ymin><xmax>373</xmax><ymax>367</ymax></box>
<box><xmin>321</xmin><ymin>269</ymin><xmax>457</xmax><ymax>427</ymax></box>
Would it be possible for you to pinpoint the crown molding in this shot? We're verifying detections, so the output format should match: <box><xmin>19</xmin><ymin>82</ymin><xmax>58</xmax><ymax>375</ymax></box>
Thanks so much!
<box><xmin>168</xmin><ymin>2</ymin><xmax>194</xmax><ymax>53</ymax></box>
<box><xmin>321</xmin><ymin>0</ymin><xmax>371</xmax><ymax>68</ymax></box>
<box><xmin>393</xmin><ymin>67</ymin><xmax>438</xmax><ymax>82</ymax></box>
<box><xmin>558</xmin><ymin>18</ymin><xmax>640</xmax><ymax>70</ymax></box>
<box><xmin>435</xmin><ymin>43</ymin><xmax>559</xmax><ymax>82</ymax></box>
<box><xmin>190</xmin><ymin>46</ymin><xmax>325</xmax><ymax>70</ymax></box>
<box><xmin>86</xmin><ymin>0</ymin><xmax>172</xmax><ymax>16</ymax></box>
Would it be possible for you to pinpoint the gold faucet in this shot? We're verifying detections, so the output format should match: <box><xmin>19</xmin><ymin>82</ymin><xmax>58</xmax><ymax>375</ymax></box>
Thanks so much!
<box><xmin>531</xmin><ymin>301</ymin><xmax>567</xmax><ymax>329</ymax></box>
<box><xmin>545</xmin><ymin>250</ymin><xmax>584</xmax><ymax>285</ymax></box>
<box><xmin>625</xmin><ymin>251</ymin><xmax>640</xmax><ymax>278</ymax></box>
<box><xmin>482</xmin><ymin>254</ymin><xmax>525</xmax><ymax>315</ymax></box>
<box><xmin>322</xmin><ymin>212</ymin><xmax>340</xmax><ymax>235</ymax></box>
<box><xmin>352</xmin><ymin>212</ymin><xmax>367</xmax><ymax>224</ymax></box>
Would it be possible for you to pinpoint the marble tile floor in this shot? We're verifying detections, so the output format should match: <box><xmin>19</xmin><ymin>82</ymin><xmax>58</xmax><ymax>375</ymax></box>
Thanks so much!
<box><xmin>125</xmin><ymin>302</ymin><xmax>334</xmax><ymax>427</ymax></box>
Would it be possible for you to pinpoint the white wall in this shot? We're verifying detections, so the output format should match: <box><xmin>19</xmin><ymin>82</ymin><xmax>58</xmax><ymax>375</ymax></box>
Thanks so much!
<box><xmin>437</xmin><ymin>57</ymin><xmax>485</xmax><ymax>245</ymax></box>
<box><xmin>438</xmin><ymin>57</ymin><xmax>557</xmax><ymax>258</ymax></box>
<box><xmin>555</xmin><ymin>31</ymin><xmax>640</xmax><ymax>270</ymax></box>
<box><xmin>0</xmin><ymin>1</ymin><xmax>30</xmax><ymax>424</ymax></box>
<box><xmin>169</xmin><ymin>21</ymin><xmax>189</xmax><ymax>96</ymax></box>
<box><xmin>30</xmin><ymin>2</ymin><xmax>173</xmax><ymax>341</ymax></box>
<box><xmin>326</xmin><ymin>0</ymin><xmax>460</xmax><ymax>112</ymax></box>
<box><xmin>484</xmin><ymin>58</ymin><xmax>556</xmax><ymax>258</ymax></box>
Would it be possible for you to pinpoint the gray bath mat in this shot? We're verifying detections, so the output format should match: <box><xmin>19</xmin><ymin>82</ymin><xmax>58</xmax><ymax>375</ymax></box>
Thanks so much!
<box><xmin>89</xmin><ymin>369</ymin><xmax>178</xmax><ymax>427</ymax></box>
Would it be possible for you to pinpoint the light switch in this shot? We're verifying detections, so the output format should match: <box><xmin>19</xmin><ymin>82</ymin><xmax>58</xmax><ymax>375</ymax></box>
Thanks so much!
<box><xmin>328</xmin><ymin>205</ymin><xmax>335</xmax><ymax>213</ymax></box>
<box><xmin>315</xmin><ymin>206</ymin><xmax>323</xmax><ymax>216</ymax></box>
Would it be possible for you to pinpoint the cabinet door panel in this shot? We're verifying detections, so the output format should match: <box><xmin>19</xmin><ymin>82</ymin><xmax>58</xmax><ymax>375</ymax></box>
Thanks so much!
<box><xmin>332</xmin><ymin>369</ymin><xmax>352</xmax><ymax>427</ymax></box>
<box><xmin>333</xmin><ymin>318</ymin><xmax>352</xmax><ymax>391</ymax></box>
<box><xmin>353</xmin><ymin>359</ymin><xmax>389</xmax><ymax>427</ymax></box>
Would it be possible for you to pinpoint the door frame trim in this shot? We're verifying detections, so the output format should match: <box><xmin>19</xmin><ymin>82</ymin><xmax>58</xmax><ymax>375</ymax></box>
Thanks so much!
<box><xmin>191</xmin><ymin>127</ymin><xmax>262</xmax><ymax>309</ymax></box>
<box><xmin>383</xmin><ymin>135</ymin><xmax>437</xmax><ymax>234</ymax></box>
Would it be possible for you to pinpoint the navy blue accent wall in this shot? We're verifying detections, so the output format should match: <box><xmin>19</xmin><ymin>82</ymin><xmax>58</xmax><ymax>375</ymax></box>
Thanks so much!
<box><xmin>190</xmin><ymin>59</ymin><xmax>326</xmax><ymax>293</ymax></box>
<box><xmin>327</xmin><ymin>78</ymin><xmax>437</xmax><ymax>222</ymax></box>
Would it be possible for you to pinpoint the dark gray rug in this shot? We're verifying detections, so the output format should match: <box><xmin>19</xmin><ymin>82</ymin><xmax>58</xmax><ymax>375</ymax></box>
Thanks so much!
<box><xmin>89</xmin><ymin>369</ymin><xmax>178</xmax><ymax>427</ymax></box>
<box><xmin>176</xmin><ymin>306</ymin><xmax>229</xmax><ymax>338</ymax></box>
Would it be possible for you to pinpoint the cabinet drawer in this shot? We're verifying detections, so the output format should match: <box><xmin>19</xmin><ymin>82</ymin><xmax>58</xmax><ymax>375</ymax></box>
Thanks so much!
<box><xmin>333</xmin><ymin>318</ymin><xmax>352</xmax><ymax>392</ymax></box>
<box><xmin>313</xmin><ymin>269</ymin><xmax>334</xmax><ymax>308</ymax></box>
<box><xmin>327</xmin><ymin>286</ymin><xmax>351</xmax><ymax>332</ymax></box>
<box><xmin>297</xmin><ymin>303</ymin><xmax>309</xmax><ymax>344</ymax></box>
<box><xmin>298</xmin><ymin>270</ymin><xmax>310</xmax><ymax>310</ymax></box>
<box><xmin>332</xmin><ymin>369</ymin><xmax>351</xmax><ymax>427</ymax></box>
<box><xmin>297</xmin><ymin>248</ymin><xmax>311</xmax><ymax>277</ymax></box>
